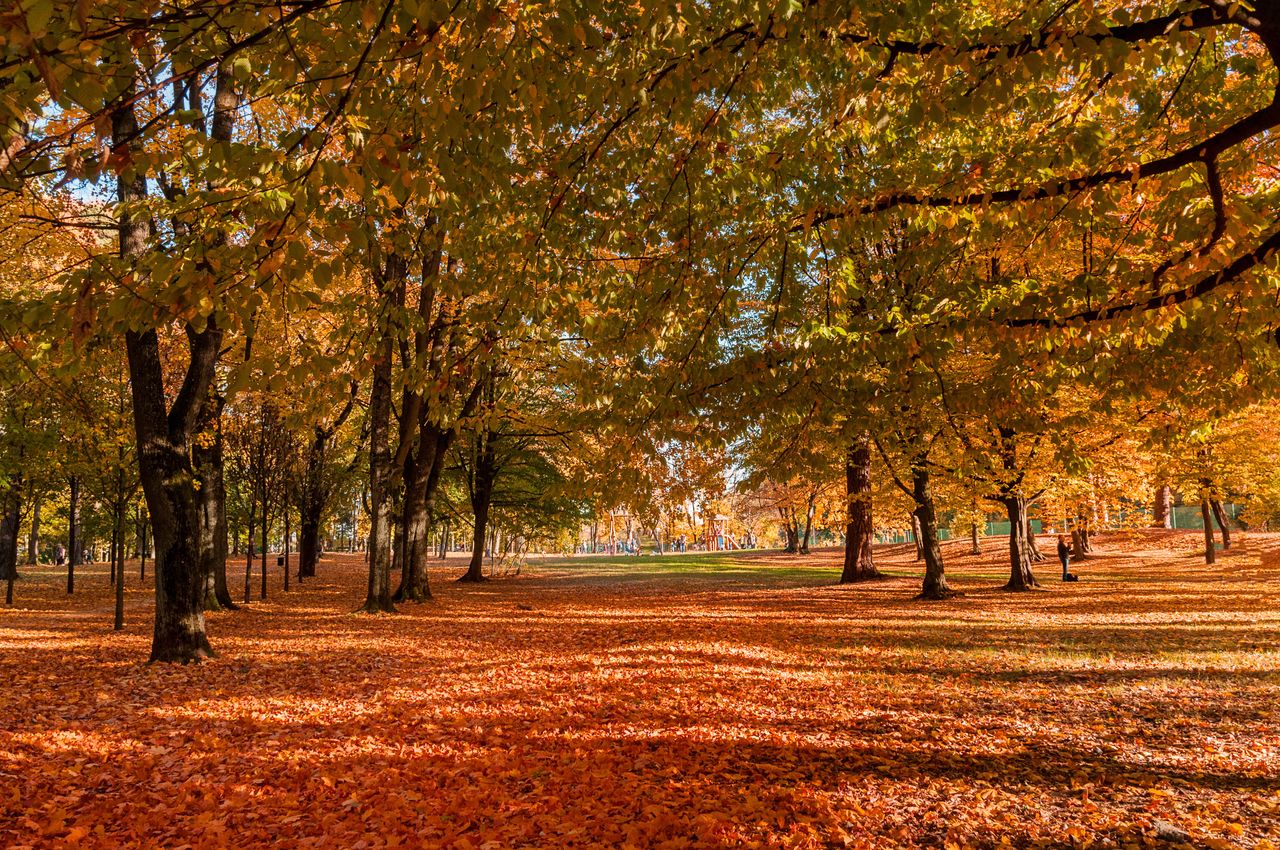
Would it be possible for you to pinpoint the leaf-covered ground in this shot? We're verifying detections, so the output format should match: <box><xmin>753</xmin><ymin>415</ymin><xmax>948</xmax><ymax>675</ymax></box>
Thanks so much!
<box><xmin>2</xmin><ymin>530</ymin><xmax>1278</xmax><ymax>849</ymax></box>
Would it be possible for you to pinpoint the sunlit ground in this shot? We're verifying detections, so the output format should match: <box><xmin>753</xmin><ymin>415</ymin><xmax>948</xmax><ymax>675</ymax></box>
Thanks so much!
<box><xmin>2</xmin><ymin>529</ymin><xmax>1278</xmax><ymax>848</ymax></box>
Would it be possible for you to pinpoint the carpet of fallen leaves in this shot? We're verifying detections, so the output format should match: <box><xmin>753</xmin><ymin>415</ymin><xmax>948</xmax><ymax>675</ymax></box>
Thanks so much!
<box><xmin>2</xmin><ymin>529</ymin><xmax>1279</xmax><ymax>849</ymax></box>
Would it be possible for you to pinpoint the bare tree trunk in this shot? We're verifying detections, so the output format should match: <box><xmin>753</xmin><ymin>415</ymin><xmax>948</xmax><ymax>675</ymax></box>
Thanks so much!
<box><xmin>1152</xmin><ymin>484</ymin><xmax>1173</xmax><ymax>528</ymax></box>
<box><xmin>461</xmin><ymin>427</ymin><xmax>496</xmax><ymax>584</ymax></box>
<box><xmin>0</xmin><ymin>484</ymin><xmax>21</xmax><ymax>605</ymax></box>
<box><xmin>840</xmin><ymin>436</ymin><xmax>879</xmax><ymax>582</ymax></box>
<box><xmin>282</xmin><ymin>505</ymin><xmax>291</xmax><ymax>591</ymax></box>
<box><xmin>780</xmin><ymin>507</ymin><xmax>799</xmax><ymax>554</ymax></box>
<box><xmin>1002</xmin><ymin>495</ymin><xmax>1039</xmax><ymax>591</ymax></box>
<box><xmin>799</xmin><ymin>491</ymin><xmax>816</xmax><ymax>555</ymax></box>
<box><xmin>196</xmin><ymin>391</ymin><xmax>235</xmax><ymax>611</ymax></box>
<box><xmin>360</xmin><ymin>256</ymin><xmax>400</xmax><ymax>614</ymax></box>
<box><xmin>1201</xmin><ymin>497</ymin><xmax>1216</xmax><ymax>565</ymax></box>
<box><xmin>67</xmin><ymin>476</ymin><xmax>79</xmax><ymax>594</ymax></box>
<box><xmin>298</xmin><ymin>430</ymin><xmax>326</xmax><ymax>580</ymax></box>
<box><xmin>1025</xmin><ymin>511</ymin><xmax>1046</xmax><ymax>562</ymax></box>
<box><xmin>113</xmin><ymin>472</ymin><xmax>127</xmax><ymax>631</ymax></box>
<box><xmin>243</xmin><ymin>499</ymin><xmax>255</xmax><ymax>604</ymax></box>
<box><xmin>1210</xmin><ymin>499</ymin><xmax>1231</xmax><ymax>550</ymax></box>
<box><xmin>913</xmin><ymin>463</ymin><xmax>956</xmax><ymax>600</ymax></box>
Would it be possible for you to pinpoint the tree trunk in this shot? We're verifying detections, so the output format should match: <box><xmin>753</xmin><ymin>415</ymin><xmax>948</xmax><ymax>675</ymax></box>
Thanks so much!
<box><xmin>461</xmin><ymin>428</ymin><xmax>497</xmax><ymax>583</ymax></box>
<box><xmin>360</xmin><ymin>257</ymin><xmax>399</xmax><ymax>614</ymax></box>
<box><xmin>243</xmin><ymin>498</ymin><xmax>255</xmax><ymax>604</ymax></box>
<box><xmin>283</xmin><ymin>506</ymin><xmax>290</xmax><ymax>591</ymax></box>
<box><xmin>298</xmin><ymin>428</ymin><xmax>327</xmax><ymax>579</ymax></box>
<box><xmin>1002</xmin><ymin>495</ymin><xmax>1039</xmax><ymax>591</ymax></box>
<box><xmin>780</xmin><ymin>507</ymin><xmax>799</xmax><ymax>553</ymax></box>
<box><xmin>1210</xmin><ymin>499</ymin><xmax>1231</xmax><ymax>550</ymax></box>
<box><xmin>1152</xmin><ymin>484</ymin><xmax>1173</xmax><ymax>528</ymax></box>
<box><xmin>0</xmin><ymin>485</ymin><xmax>21</xmax><ymax>604</ymax></box>
<box><xmin>119</xmin><ymin>64</ymin><xmax>233</xmax><ymax>662</ymax></box>
<box><xmin>113</xmin><ymin>477</ymin><xmax>127</xmax><ymax>631</ymax></box>
<box><xmin>195</xmin><ymin>391</ymin><xmax>236</xmax><ymax>611</ymax></box>
<box><xmin>139</xmin><ymin>514</ymin><xmax>148</xmax><ymax>580</ymax></box>
<box><xmin>910</xmin><ymin>513</ymin><xmax>924</xmax><ymax>561</ymax></box>
<box><xmin>840</xmin><ymin>436</ymin><xmax>879</xmax><ymax>582</ymax></box>
<box><xmin>127</xmin><ymin>322</ymin><xmax>219</xmax><ymax>662</ymax></box>
<box><xmin>392</xmin><ymin>438</ymin><xmax>439</xmax><ymax>601</ymax></box>
<box><xmin>913</xmin><ymin>464</ymin><xmax>956</xmax><ymax>600</ymax></box>
<box><xmin>259</xmin><ymin>486</ymin><xmax>269</xmax><ymax>601</ymax></box>
<box><xmin>1025</xmin><ymin>512</ymin><xmax>1046</xmax><ymax>562</ymax></box>
<box><xmin>969</xmin><ymin>521</ymin><xmax>981</xmax><ymax>555</ymax></box>
<box><xmin>1201</xmin><ymin>497</ymin><xmax>1216</xmax><ymax>564</ymax></box>
<box><xmin>799</xmin><ymin>492</ymin><xmax>815</xmax><ymax>555</ymax></box>
<box><xmin>67</xmin><ymin>476</ymin><xmax>79</xmax><ymax>594</ymax></box>
<box><xmin>110</xmin><ymin>512</ymin><xmax>119</xmax><ymax>586</ymax></box>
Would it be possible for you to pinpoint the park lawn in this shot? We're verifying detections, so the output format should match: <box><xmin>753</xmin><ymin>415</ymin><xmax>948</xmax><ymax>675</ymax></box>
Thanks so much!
<box><xmin>1</xmin><ymin>530</ymin><xmax>1278</xmax><ymax>849</ymax></box>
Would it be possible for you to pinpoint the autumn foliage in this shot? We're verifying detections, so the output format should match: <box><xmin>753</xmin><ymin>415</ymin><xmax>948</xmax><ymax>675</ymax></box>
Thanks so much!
<box><xmin>2</xmin><ymin>535</ymin><xmax>1278</xmax><ymax>849</ymax></box>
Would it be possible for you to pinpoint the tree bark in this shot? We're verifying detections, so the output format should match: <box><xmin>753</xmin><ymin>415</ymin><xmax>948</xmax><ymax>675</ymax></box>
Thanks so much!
<box><xmin>243</xmin><ymin>497</ymin><xmax>255</xmax><ymax>604</ymax></box>
<box><xmin>113</xmin><ymin>471</ymin><xmax>127</xmax><ymax>631</ymax></box>
<box><xmin>0</xmin><ymin>484</ymin><xmax>21</xmax><ymax>602</ymax></box>
<box><xmin>1002</xmin><ymin>494</ymin><xmax>1039</xmax><ymax>591</ymax></box>
<box><xmin>139</xmin><ymin>513</ymin><xmax>148</xmax><ymax>580</ymax></box>
<box><xmin>298</xmin><ymin>429</ymin><xmax>327</xmax><ymax>579</ymax></box>
<box><xmin>910</xmin><ymin>513</ymin><xmax>924</xmax><ymax>561</ymax></box>
<box><xmin>840</xmin><ymin>436</ymin><xmax>879</xmax><ymax>582</ymax></box>
<box><xmin>65</xmin><ymin>475</ymin><xmax>80</xmax><ymax>593</ymax></box>
<box><xmin>392</xmin><ymin>433</ymin><xmax>442</xmax><ymax>600</ymax></box>
<box><xmin>912</xmin><ymin>463</ymin><xmax>956</xmax><ymax>600</ymax></box>
<box><xmin>461</xmin><ymin>427</ymin><xmax>496</xmax><ymax>583</ymax></box>
<box><xmin>1201</xmin><ymin>497</ymin><xmax>1216</xmax><ymax>564</ymax></box>
<box><xmin>1025</xmin><ymin>511</ymin><xmax>1046</xmax><ymax>562</ymax></box>
<box><xmin>195</xmin><ymin>391</ymin><xmax>236</xmax><ymax>611</ymax></box>
<box><xmin>969</xmin><ymin>521</ymin><xmax>981</xmax><ymax>555</ymax></box>
<box><xmin>1210</xmin><ymin>499</ymin><xmax>1231</xmax><ymax>550</ymax></box>
<box><xmin>360</xmin><ymin>256</ymin><xmax>399</xmax><ymax>614</ymax></box>
<box><xmin>780</xmin><ymin>507</ymin><xmax>799</xmax><ymax>553</ymax></box>
<box><xmin>1153</xmin><ymin>484</ymin><xmax>1173</xmax><ymax>528</ymax></box>
<box><xmin>799</xmin><ymin>492</ymin><xmax>815</xmax><ymax>555</ymax></box>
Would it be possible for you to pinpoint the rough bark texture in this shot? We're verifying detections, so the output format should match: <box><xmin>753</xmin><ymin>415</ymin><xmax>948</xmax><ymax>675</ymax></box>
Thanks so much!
<box><xmin>195</xmin><ymin>391</ymin><xmax>236</xmax><ymax>611</ymax></box>
<box><xmin>912</xmin><ymin>464</ymin><xmax>956</xmax><ymax>600</ymax></box>
<box><xmin>1152</xmin><ymin>484</ymin><xmax>1173</xmax><ymax>528</ymax></box>
<box><xmin>840</xmin><ymin>437</ymin><xmax>880</xmax><ymax>583</ymax></box>
<box><xmin>393</xmin><ymin>430</ymin><xmax>444</xmax><ymax>601</ymax></box>
<box><xmin>1002</xmin><ymin>495</ymin><xmax>1039</xmax><ymax>591</ymax></box>
<box><xmin>969</xmin><ymin>522</ymin><xmax>981</xmax><ymax>555</ymax></box>
<box><xmin>910</xmin><ymin>514</ymin><xmax>924</xmax><ymax>561</ymax></box>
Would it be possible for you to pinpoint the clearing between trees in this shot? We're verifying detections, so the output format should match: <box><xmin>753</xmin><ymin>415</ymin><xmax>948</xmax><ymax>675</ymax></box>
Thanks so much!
<box><xmin>2</xmin><ymin>531</ymin><xmax>1278</xmax><ymax>849</ymax></box>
